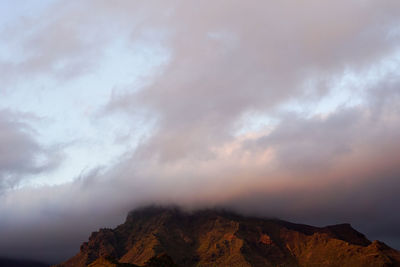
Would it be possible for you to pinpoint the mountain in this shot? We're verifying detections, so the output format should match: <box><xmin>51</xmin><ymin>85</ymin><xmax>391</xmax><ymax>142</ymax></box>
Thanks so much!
<box><xmin>54</xmin><ymin>206</ymin><xmax>400</xmax><ymax>267</ymax></box>
<box><xmin>0</xmin><ymin>258</ymin><xmax>48</xmax><ymax>267</ymax></box>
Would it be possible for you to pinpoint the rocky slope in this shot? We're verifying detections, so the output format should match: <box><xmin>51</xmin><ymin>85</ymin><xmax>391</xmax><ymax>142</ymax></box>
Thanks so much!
<box><xmin>55</xmin><ymin>206</ymin><xmax>400</xmax><ymax>267</ymax></box>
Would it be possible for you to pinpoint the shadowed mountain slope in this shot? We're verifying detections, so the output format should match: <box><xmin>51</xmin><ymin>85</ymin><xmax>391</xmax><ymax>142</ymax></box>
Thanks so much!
<box><xmin>0</xmin><ymin>258</ymin><xmax>48</xmax><ymax>267</ymax></box>
<box><xmin>55</xmin><ymin>206</ymin><xmax>400</xmax><ymax>267</ymax></box>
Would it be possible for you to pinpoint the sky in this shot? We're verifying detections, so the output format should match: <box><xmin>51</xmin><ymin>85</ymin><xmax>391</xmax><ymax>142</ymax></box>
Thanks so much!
<box><xmin>0</xmin><ymin>0</ymin><xmax>400</xmax><ymax>263</ymax></box>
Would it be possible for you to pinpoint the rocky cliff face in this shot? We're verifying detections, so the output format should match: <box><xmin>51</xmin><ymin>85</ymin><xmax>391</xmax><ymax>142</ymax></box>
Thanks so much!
<box><xmin>55</xmin><ymin>206</ymin><xmax>400</xmax><ymax>267</ymax></box>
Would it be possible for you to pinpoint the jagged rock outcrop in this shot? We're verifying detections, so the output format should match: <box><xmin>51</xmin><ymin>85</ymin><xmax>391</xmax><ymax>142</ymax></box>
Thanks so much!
<box><xmin>55</xmin><ymin>206</ymin><xmax>400</xmax><ymax>267</ymax></box>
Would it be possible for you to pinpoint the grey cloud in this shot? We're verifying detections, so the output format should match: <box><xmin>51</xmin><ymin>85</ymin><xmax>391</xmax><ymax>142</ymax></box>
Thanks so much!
<box><xmin>0</xmin><ymin>110</ymin><xmax>62</xmax><ymax>192</ymax></box>
<box><xmin>0</xmin><ymin>1</ymin><xmax>136</xmax><ymax>86</ymax></box>
<box><xmin>105</xmin><ymin>0</ymin><xmax>400</xmax><ymax>162</ymax></box>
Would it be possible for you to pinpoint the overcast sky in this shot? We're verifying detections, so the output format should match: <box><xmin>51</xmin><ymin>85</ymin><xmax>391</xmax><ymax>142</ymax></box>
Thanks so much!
<box><xmin>1</xmin><ymin>0</ymin><xmax>400</xmax><ymax>263</ymax></box>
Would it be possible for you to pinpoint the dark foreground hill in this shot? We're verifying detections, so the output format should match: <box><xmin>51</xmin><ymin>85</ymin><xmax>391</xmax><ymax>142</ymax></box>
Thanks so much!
<box><xmin>54</xmin><ymin>206</ymin><xmax>400</xmax><ymax>267</ymax></box>
<box><xmin>0</xmin><ymin>258</ymin><xmax>48</xmax><ymax>267</ymax></box>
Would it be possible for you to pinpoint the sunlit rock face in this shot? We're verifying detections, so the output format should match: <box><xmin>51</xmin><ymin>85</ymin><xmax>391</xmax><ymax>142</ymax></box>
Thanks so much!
<box><xmin>55</xmin><ymin>206</ymin><xmax>400</xmax><ymax>267</ymax></box>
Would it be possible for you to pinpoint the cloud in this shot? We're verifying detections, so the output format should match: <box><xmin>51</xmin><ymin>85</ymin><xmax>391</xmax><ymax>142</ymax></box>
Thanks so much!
<box><xmin>0</xmin><ymin>0</ymin><xmax>400</xmax><ymax>263</ymax></box>
<box><xmin>0</xmin><ymin>110</ymin><xmax>62</xmax><ymax>192</ymax></box>
<box><xmin>105</xmin><ymin>0</ymin><xmax>400</xmax><ymax>162</ymax></box>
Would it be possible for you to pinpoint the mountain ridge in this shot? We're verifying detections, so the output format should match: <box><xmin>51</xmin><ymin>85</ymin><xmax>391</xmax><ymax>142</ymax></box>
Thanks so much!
<box><xmin>54</xmin><ymin>206</ymin><xmax>400</xmax><ymax>267</ymax></box>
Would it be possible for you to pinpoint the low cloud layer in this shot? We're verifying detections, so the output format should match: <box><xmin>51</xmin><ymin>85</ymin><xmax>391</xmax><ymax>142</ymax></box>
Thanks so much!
<box><xmin>0</xmin><ymin>0</ymin><xmax>400</xmax><ymax>263</ymax></box>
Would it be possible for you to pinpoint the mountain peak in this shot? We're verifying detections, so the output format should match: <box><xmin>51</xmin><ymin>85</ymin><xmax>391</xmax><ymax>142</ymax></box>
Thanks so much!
<box><xmin>55</xmin><ymin>206</ymin><xmax>400</xmax><ymax>267</ymax></box>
